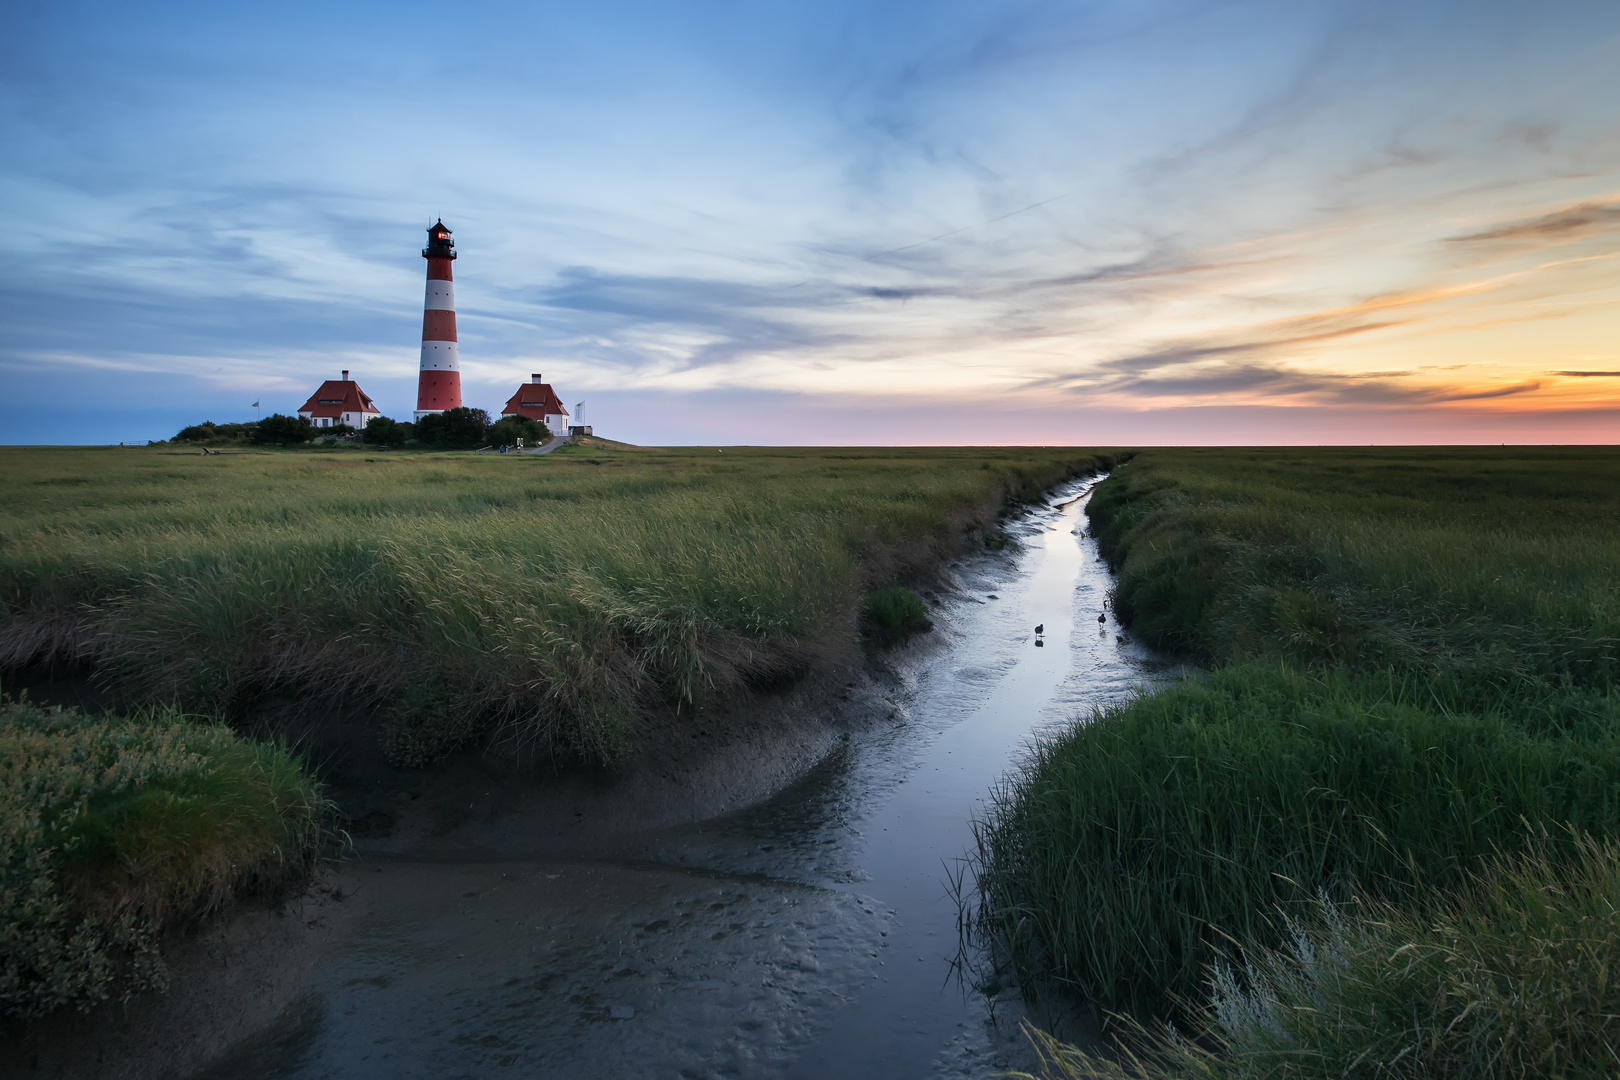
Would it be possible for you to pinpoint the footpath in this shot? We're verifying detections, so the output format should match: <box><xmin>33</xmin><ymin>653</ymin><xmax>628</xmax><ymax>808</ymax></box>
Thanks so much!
<box><xmin>524</xmin><ymin>435</ymin><xmax>572</xmax><ymax>455</ymax></box>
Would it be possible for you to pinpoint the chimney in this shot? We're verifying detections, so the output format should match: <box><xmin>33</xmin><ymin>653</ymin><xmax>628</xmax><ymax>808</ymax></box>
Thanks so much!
<box><xmin>341</xmin><ymin>370</ymin><xmax>350</xmax><ymax>381</ymax></box>
<box><xmin>532</xmin><ymin>373</ymin><xmax>543</xmax><ymax>384</ymax></box>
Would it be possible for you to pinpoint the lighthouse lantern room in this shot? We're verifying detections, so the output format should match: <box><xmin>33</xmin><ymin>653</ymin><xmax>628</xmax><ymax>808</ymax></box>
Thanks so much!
<box><xmin>415</xmin><ymin>220</ymin><xmax>462</xmax><ymax>419</ymax></box>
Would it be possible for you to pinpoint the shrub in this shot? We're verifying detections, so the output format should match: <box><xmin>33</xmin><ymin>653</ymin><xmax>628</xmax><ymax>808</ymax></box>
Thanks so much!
<box><xmin>487</xmin><ymin>414</ymin><xmax>546</xmax><ymax>447</ymax></box>
<box><xmin>362</xmin><ymin>416</ymin><xmax>411</xmax><ymax>446</ymax></box>
<box><xmin>862</xmin><ymin>586</ymin><xmax>933</xmax><ymax>645</ymax></box>
<box><xmin>174</xmin><ymin>422</ymin><xmax>257</xmax><ymax>444</ymax></box>
<box><xmin>253</xmin><ymin>413</ymin><xmax>314</xmax><ymax>446</ymax></box>
<box><xmin>0</xmin><ymin>699</ymin><xmax>327</xmax><ymax>1021</ymax></box>
<box><xmin>415</xmin><ymin>407</ymin><xmax>491</xmax><ymax>449</ymax></box>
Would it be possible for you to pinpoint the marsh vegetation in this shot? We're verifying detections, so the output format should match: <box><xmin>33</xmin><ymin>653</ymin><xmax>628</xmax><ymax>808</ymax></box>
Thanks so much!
<box><xmin>972</xmin><ymin>447</ymin><xmax>1620</xmax><ymax>1076</ymax></box>
<box><xmin>0</xmin><ymin>699</ymin><xmax>327</xmax><ymax>1022</ymax></box>
<box><xmin>0</xmin><ymin>443</ymin><xmax>1114</xmax><ymax>765</ymax></box>
<box><xmin>0</xmin><ymin>441</ymin><xmax>1113</xmax><ymax>1033</ymax></box>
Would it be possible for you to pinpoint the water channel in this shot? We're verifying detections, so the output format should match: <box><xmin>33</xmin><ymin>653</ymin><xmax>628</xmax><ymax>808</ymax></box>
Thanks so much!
<box><xmin>212</xmin><ymin>476</ymin><xmax>1172</xmax><ymax>1079</ymax></box>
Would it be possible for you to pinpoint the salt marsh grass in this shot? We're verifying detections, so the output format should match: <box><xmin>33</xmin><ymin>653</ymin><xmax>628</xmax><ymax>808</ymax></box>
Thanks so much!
<box><xmin>0</xmin><ymin>443</ymin><xmax>1113</xmax><ymax>762</ymax></box>
<box><xmin>972</xmin><ymin>447</ymin><xmax>1620</xmax><ymax>1073</ymax></box>
<box><xmin>1086</xmin><ymin>447</ymin><xmax>1620</xmax><ymax>689</ymax></box>
<box><xmin>972</xmin><ymin>664</ymin><xmax>1620</xmax><ymax>1015</ymax></box>
<box><xmin>1012</xmin><ymin>836</ymin><xmax>1620</xmax><ymax>1079</ymax></box>
<box><xmin>1</xmin><ymin>698</ymin><xmax>327</xmax><ymax>1020</ymax></box>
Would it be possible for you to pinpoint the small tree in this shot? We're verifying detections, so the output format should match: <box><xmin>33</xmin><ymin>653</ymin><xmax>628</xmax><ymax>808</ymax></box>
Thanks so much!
<box><xmin>174</xmin><ymin>421</ymin><xmax>217</xmax><ymax>442</ymax></box>
<box><xmin>254</xmin><ymin>413</ymin><xmax>314</xmax><ymax>446</ymax></box>
<box><xmin>416</xmin><ymin>407</ymin><xmax>490</xmax><ymax>450</ymax></box>
<box><xmin>363</xmin><ymin>416</ymin><xmax>412</xmax><ymax>446</ymax></box>
<box><xmin>487</xmin><ymin>414</ymin><xmax>546</xmax><ymax>447</ymax></box>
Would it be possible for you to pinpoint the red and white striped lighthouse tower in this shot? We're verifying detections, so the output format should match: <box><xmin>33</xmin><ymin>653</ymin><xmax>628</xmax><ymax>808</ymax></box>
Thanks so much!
<box><xmin>415</xmin><ymin>220</ymin><xmax>462</xmax><ymax>418</ymax></box>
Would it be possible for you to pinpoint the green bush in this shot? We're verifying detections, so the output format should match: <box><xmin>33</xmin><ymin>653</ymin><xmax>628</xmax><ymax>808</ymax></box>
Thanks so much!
<box><xmin>862</xmin><ymin>586</ymin><xmax>933</xmax><ymax>645</ymax></box>
<box><xmin>415</xmin><ymin>407</ymin><xmax>491</xmax><ymax>449</ymax></box>
<box><xmin>253</xmin><ymin>414</ymin><xmax>313</xmax><ymax>446</ymax></box>
<box><xmin>971</xmin><ymin>663</ymin><xmax>1620</xmax><ymax>1016</ymax></box>
<box><xmin>174</xmin><ymin>421</ymin><xmax>258</xmax><ymax>444</ymax></box>
<box><xmin>361</xmin><ymin>416</ymin><xmax>411</xmax><ymax>446</ymax></box>
<box><xmin>1015</xmin><ymin>835</ymin><xmax>1620</xmax><ymax>1080</ymax></box>
<box><xmin>0</xmin><ymin>699</ymin><xmax>327</xmax><ymax>1020</ymax></box>
<box><xmin>487</xmin><ymin>414</ymin><xmax>546</xmax><ymax>447</ymax></box>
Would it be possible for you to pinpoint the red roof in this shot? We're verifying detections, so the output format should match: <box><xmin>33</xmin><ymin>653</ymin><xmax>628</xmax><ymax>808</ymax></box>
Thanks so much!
<box><xmin>502</xmin><ymin>382</ymin><xmax>569</xmax><ymax>420</ymax></box>
<box><xmin>298</xmin><ymin>379</ymin><xmax>381</xmax><ymax>420</ymax></box>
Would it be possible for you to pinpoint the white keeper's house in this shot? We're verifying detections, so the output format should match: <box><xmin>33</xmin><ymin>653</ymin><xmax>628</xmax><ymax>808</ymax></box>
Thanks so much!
<box><xmin>298</xmin><ymin>370</ymin><xmax>382</xmax><ymax>429</ymax></box>
<box><xmin>501</xmin><ymin>374</ymin><xmax>570</xmax><ymax>437</ymax></box>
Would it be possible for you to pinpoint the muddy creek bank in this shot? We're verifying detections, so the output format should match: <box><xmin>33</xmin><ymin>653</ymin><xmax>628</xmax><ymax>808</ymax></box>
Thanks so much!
<box><xmin>13</xmin><ymin>477</ymin><xmax>1174</xmax><ymax>1079</ymax></box>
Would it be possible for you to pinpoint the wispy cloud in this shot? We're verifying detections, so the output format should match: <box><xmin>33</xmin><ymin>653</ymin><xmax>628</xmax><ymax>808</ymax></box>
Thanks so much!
<box><xmin>6</xmin><ymin>0</ymin><xmax>1620</xmax><ymax>443</ymax></box>
<box><xmin>1450</xmin><ymin>198</ymin><xmax>1620</xmax><ymax>246</ymax></box>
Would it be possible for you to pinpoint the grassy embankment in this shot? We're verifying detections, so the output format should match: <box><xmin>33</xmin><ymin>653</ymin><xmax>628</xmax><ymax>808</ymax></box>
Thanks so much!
<box><xmin>969</xmin><ymin>448</ymin><xmax>1620</xmax><ymax>1075</ymax></box>
<box><xmin>1</xmin><ymin>441</ymin><xmax>1107</xmax><ymax>1023</ymax></box>
<box><xmin>1</xmin><ymin>698</ymin><xmax>327</xmax><ymax>1021</ymax></box>
<box><xmin>1</xmin><ymin>442</ymin><xmax>1115</xmax><ymax>765</ymax></box>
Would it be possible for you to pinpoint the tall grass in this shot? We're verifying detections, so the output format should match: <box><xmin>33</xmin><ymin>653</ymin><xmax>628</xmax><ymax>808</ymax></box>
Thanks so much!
<box><xmin>1012</xmin><ymin>835</ymin><xmax>1620</xmax><ymax>1079</ymax></box>
<box><xmin>0</xmin><ymin>445</ymin><xmax>1115</xmax><ymax>763</ymax></box>
<box><xmin>972</xmin><ymin>664</ymin><xmax>1620</xmax><ymax>1015</ymax></box>
<box><xmin>1085</xmin><ymin>447</ymin><xmax>1620</xmax><ymax>693</ymax></box>
<box><xmin>1</xmin><ymin>698</ymin><xmax>328</xmax><ymax>1020</ymax></box>
<box><xmin>969</xmin><ymin>447</ymin><xmax>1620</xmax><ymax>1071</ymax></box>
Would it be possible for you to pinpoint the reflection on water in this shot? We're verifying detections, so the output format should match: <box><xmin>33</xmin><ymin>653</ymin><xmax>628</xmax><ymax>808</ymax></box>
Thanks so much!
<box><xmin>238</xmin><ymin>478</ymin><xmax>1175</xmax><ymax>1079</ymax></box>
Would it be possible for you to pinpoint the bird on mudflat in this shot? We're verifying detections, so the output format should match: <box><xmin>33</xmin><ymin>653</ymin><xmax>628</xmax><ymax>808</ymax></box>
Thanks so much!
<box><xmin>1034</xmin><ymin>624</ymin><xmax>1044</xmax><ymax>635</ymax></box>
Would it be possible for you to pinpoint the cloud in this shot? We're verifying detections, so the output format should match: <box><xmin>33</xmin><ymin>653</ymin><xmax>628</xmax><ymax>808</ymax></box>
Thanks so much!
<box><xmin>1047</xmin><ymin>357</ymin><xmax>1544</xmax><ymax>408</ymax></box>
<box><xmin>1434</xmin><ymin>380</ymin><xmax>1542</xmax><ymax>402</ymax></box>
<box><xmin>1450</xmin><ymin>199</ymin><xmax>1620</xmax><ymax>246</ymax></box>
<box><xmin>1554</xmin><ymin>370</ymin><xmax>1620</xmax><ymax>377</ymax></box>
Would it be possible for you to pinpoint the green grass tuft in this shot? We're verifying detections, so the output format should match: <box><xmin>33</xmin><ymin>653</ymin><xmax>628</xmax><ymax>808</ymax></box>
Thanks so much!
<box><xmin>0</xmin><ymin>698</ymin><xmax>328</xmax><ymax>1020</ymax></box>
<box><xmin>862</xmin><ymin>586</ymin><xmax>934</xmax><ymax>645</ymax></box>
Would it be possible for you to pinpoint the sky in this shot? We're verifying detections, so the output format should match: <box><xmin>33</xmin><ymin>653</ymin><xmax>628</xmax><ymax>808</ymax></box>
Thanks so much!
<box><xmin>4</xmin><ymin>0</ymin><xmax>1620</xmax><ymax>445</ymax></box>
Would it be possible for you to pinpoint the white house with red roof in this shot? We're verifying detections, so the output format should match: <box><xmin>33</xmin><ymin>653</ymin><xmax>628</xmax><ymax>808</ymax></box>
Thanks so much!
<box><xmin>501</xmin><ymin>374</ymin><xmax>570</xmax><ymax>437</ymax></box>
<box><xmin>298</xmin><ymin>370</ymin><xmax>382</xmax><ymax>430</ymax></box>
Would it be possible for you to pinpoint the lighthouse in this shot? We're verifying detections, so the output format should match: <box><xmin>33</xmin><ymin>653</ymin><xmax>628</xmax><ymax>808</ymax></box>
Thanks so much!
<box><xmin>415</xmin><ymin>220</ymin><xmax>462</xmax><ymax>418</ymax></box>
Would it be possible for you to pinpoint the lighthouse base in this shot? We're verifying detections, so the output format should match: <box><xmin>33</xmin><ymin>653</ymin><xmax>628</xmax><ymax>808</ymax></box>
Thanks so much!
<box><xmin>415</xmin><ymin>369</ymin><xmax>462</xmax><ymax>417</ymax></box>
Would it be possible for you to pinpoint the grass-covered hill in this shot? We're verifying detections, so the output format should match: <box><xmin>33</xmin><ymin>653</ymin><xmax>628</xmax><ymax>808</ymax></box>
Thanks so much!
<box><xmin>0</xmin><ymin>443</ymin><xmax>1116</xmax><ymax>765</ymax></box>
<box><xmin>972</xmin><ymin>447</ymin><xmax>1620</xmax><ymax>1078</ymax></box>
